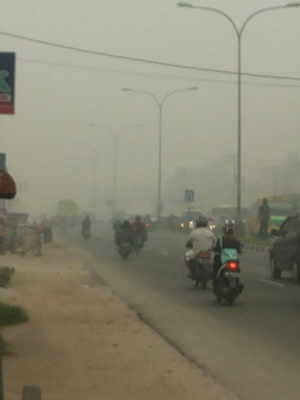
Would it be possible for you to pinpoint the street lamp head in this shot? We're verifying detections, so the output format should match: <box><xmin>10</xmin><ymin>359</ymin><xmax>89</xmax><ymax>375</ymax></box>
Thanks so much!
<box><xmin>122</xmin><ymin>88</ymin><xmax>132</xmax><ymax>92</ymax></box>
<box><xmin>286</xmin><ymin>2</ymin><xmax>300</xmax><ymax>6</ymax></box>
<box><xmin>177</xmin><ymin>2</ymin><xmax>193</xmax><ymax>8</ymax></box>
<box><xmin>188</xmin><ymin>86</ymin><xmax>198</xmax><ymax>91</ymax></box>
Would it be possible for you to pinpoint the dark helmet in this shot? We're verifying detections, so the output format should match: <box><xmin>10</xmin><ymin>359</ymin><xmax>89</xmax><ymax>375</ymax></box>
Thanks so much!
<box><xmin>223</xmin><ymin>219</ymin><xmax>235</xmax><ymax>234</ymax></box>
<box><xmin>195</xmin><ymin>215</ymin><xmax>208</xmax><ymax>228</ymax></box>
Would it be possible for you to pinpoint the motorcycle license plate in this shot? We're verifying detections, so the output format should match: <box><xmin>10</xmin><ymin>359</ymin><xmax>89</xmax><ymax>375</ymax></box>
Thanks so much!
<box><xmin>225</xmin><ymin>271</ymin><xmax>240</xmax><ymax>279</ymax></box>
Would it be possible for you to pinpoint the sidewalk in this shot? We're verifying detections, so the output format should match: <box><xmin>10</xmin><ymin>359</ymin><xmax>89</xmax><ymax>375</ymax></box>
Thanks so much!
<box><xmin>0</xmin><ymin>240</ymin><xmax>240</xmax><ymax>400</ymax></box>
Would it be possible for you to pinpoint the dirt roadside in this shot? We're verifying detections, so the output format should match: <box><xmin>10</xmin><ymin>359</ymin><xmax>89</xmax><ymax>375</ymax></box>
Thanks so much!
<box><xmin>0</xmin><ymin>240</ymin><xmax>240</xmax><ymax>400</ymax></box>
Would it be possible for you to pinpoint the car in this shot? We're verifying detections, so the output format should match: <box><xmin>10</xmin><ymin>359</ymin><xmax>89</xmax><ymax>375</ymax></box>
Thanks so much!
<box><xmin>179</xmin><ymin>209</ymin><xmax>204</xmax><ymax>230</ymax></box>
<box><xmin>269</xmin><ymin>213</ymin><xmax>300</xmax><ymax>283</ymax></box>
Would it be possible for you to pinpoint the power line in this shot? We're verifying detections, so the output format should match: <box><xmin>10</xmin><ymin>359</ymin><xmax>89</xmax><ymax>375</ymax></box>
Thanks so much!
<box><xmin>19</xmin><ymin>56</ymin><xmax>300</xmax><ymax>89</ymax></box>
<box><xmin>1</xmin><ymin>30</ymin><xmax>300</xmax><ymax>82</ymax></box>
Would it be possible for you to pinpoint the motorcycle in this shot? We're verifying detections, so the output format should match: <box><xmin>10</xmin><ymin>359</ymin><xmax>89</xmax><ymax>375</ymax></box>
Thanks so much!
<box><xmin>81</xmin><ymin>226</ymin><xmax>91</xmax><ymax>240</ymax></box>
<box><xmin>190</xmin><ymin>250</ymin><xmax>213</xmax><ymax>289</ymax></box>
<box><xmin>133</xmin><ymin>235</ymin><xmax>144</xmax><ymax>253</ymax></box>
<box><xmin>214</xmin><ymin>259</ymin><xmax>244</xmax><ymax>305</ymax></box>
<box><xmin>118</xmin><ymin>239</ymin><xmax>132</xmax><ymax>259</ymax></box>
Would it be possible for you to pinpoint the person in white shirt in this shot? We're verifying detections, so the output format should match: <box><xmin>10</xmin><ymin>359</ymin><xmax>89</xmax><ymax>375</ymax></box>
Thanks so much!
<box><xmin>184</xmin><ymin>216</ymin><xmax>216</xmax><ymax>278</ymax></box>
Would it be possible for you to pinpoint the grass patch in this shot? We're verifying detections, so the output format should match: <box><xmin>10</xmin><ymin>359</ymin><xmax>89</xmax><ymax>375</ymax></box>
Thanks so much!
<box><xmin>0</xmin><ymin>266</ymin><xmax>15</xmax><ymax>288</ymax></box>
<box><xmin>0</xmin><ymin>302</ymin><xmax>28</xmax><ymax>327</ymax></box>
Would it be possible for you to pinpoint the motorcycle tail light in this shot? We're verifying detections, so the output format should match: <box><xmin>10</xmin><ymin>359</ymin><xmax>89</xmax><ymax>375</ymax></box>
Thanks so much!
<box><xmin>228</xmin><ymin>261</ymin><xmax>238</xmax><ymax>270</ymax></box>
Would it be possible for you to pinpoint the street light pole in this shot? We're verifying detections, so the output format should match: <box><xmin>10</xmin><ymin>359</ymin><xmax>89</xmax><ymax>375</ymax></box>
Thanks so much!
<box><xmin>90</xmin><ymin>123</ymin><xmax>142</xmax><ymax>219</ymax></box>
<box><xmin>123</xmin><ymin>86</ymin><xmax>198</xmax><ymax>222</ymax></box>
<box><xmin>178</xmin><ymin>2</ymin><xmax>300</xmax><ymax>229</ymax></box>
<box><xmin>112</xmin><ymin>133</ymin><xmax>118</xmax><ymax>219</ymax></box>
<box><xmin>75</xmin><ymin>143</ymin><xmax>98</xmax><ymax>214</ymax></box>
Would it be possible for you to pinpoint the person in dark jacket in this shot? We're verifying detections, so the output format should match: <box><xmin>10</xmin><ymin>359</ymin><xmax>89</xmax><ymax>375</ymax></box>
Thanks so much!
<box><xmin>82</xmin><ymin>216</ymin><xmax>92</xmax><ymax>230</ymax></box>
<box><xmin>131</xmin><ymin>215</ymin><xmax>148</xmax><ymax>243</ymax></box>
<box><xmin>115</xmin><ymin>220</ymin><xmax>134</xmax><ymax>246</ymax></box>
<box><xmin>212</xmin><ymin>220</ymin><xmax>241</xmax><ymax>292</ymax></box>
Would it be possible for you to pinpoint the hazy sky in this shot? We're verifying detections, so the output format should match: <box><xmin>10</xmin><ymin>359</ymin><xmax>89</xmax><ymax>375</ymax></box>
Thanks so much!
<box><xmin>0</xmin><ymin>0</ymin><xmax>299</xmax><ymax>217</ymax></box>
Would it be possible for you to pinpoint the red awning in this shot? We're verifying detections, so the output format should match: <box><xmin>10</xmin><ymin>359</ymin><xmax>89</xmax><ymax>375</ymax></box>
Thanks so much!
<box><xmin>0</xmin><ymin>170</ymin><xmax>17</xmax><ymax>199</ymax></box>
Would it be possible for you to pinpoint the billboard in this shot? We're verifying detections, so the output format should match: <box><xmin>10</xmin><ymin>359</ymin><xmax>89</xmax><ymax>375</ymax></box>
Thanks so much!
<box><xmin>0</xmin><ymin>52</ymin><xmax>15</xmax><ymax>114</ymax></box>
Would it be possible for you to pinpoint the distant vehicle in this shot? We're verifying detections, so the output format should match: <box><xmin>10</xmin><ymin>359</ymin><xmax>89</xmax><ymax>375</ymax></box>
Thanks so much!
<box><xmin>270</xmin><ymin>214</ymin><xmax>300</xmax><ymax>283</ymax></box>
<box><xmin>118</xmin><ymin>239</ymin><xmax>132</xmax><ymax>260</ymax></box>
<box><xmin>211</xmin><ymin>205</ymin><xmax>249</xmax><ymax>233</ymax></box>
<box><xmin>179</xmin><ymin>209</ymin><xmax>204</xmax><ymax>230</ymax></box>
<box><xmin>247</xmin><ymin>196</ymin><xmax>298</xmax><ymax>237</ymax></box>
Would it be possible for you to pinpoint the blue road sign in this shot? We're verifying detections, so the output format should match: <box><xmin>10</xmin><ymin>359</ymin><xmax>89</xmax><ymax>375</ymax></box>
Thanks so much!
<box><xmin>185</xmin><ymin>189</ymin><xmax>194</xmax><ymax>202</ymax></box>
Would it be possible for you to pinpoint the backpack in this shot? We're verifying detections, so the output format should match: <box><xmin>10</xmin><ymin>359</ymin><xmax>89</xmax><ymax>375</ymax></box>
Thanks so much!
<box><xmin>219</xmin><ymin>237</ymin><xmax>238</xmax><ymax>264</ymax></box>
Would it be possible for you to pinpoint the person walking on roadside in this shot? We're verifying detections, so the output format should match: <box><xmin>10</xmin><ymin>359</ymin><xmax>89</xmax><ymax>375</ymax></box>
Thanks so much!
<box><xmin>258</xmin><ymin>198</ymin><xmax>271</xmax><ymax>239</ymax></box>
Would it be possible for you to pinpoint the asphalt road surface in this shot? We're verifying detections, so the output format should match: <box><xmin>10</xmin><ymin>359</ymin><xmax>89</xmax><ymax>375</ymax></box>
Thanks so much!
<box><xmin>61</xmin><ymin>223</ymin><xmax>300</xmax><ymax>400</ymax></box>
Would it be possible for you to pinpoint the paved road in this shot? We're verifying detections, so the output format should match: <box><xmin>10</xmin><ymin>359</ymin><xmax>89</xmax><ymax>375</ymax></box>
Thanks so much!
<box><xmin>62</xmin><ymin>224</ymin><xmax>300</xmax><ymax>400</ymax></box>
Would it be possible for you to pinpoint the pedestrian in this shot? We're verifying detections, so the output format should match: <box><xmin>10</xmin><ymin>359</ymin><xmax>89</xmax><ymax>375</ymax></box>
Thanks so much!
<box><xmin>258</xmin><ymin>198</ymin><xmax>271</xmax><ymax>239</ymax></box>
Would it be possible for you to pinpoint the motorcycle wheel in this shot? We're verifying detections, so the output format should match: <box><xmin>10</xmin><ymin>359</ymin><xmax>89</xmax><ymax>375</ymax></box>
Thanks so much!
<box><xmin>192</xmin><ymin>267</ymin><xmax>201</xmax><ymax>289</ymax></box>
<box><xmin>225</xmin><ymin>295</ymin><xmax>235</xmax><ymax>306</ymax></box>
<box><xmin>215</xmin><ymin>277</ymin><xmax>226</xmax><ymax>304</ymax></box>
<box><xmin>200</xmin><ymin>269</ymin><xmax>209</xmax><ymax>290</ymax></box>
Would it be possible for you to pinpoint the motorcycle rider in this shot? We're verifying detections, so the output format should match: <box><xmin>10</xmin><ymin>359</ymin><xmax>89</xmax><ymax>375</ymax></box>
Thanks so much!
<box><xmin>82</xmin><ymin>215</ymin><xmax>92</xmax><ymax>234</ymax></box>
<box><xmin>212</xmin><ymin>219</ymin><xmax>242</xmax><ymax>292</ymax></box>
<box><xmin>113</xmin><ymin>219</ymin><xmax>123</xmax><ymax>244</ymax></box>
<box><xmin>184</xmin><ymin>216</ymin><xmax>216</xmax><ymax>278</ymax></box>
<box><xmin>131</xmin><ymin>215</ymin><xmax>148</xmax><ymax>244</ymax></box>
<box><xmin>116</xmin><ymin>220</ymin><xmax>134</xmax><ymax>246</ymax></box>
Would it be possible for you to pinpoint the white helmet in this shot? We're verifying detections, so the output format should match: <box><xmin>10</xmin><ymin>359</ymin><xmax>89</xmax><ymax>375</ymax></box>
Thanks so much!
<box><xmin>223</xmin><ymin>219</ymin><xmax>235</xmax><ymax>233</ymax></box>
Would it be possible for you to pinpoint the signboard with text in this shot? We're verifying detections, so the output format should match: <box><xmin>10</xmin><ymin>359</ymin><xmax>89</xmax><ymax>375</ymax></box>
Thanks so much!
<box><xmin>0</xmin><ymin>52</ymin><xmax>15</xmax><ymax>114</ymax></box>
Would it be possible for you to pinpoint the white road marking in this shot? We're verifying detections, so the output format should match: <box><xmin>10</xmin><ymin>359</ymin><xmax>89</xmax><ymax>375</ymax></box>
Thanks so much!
<box><xmin>259</xmin><ymin>279</ymin><xmax>286</xmax><ymax>288</ymax></box>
